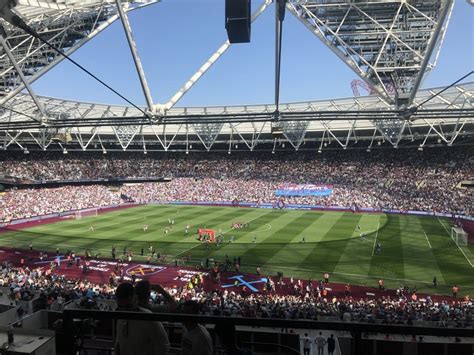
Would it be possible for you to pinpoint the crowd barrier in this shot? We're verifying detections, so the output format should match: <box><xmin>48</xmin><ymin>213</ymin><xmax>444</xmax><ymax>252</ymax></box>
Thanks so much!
<box><xmin>61</xmin><ymin>309</ymin><xmax>474</xmax><ymax>355</ymax></box>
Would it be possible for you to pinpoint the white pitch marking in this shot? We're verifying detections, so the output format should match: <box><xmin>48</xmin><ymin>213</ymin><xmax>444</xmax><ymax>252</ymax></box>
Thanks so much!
<box><xmin>424</xmin><ymin>231</ymin><xmax>432</xmax><ymax>249</ymax></box>
<box><xmin>371</xmin><ymin>222</ymin><xmax>380</xmax><ymax>256</ymax></box>
<box><xmin>437</xmin><ymin>217</ymin><xmax>474</xmax><ymax>268</ymax></box>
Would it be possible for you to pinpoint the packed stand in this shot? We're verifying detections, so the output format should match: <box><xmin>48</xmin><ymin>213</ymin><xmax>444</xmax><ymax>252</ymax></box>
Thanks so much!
<box><xmin>0</xmin><ymin>260</ymin><xmax>115</xmax><ymax>311</ymax></box>
<box><xmin>0</xmin><ymin>147</ymin><xmax>472</xmax><ymax>222</ymax></box>
<box><xmin>0</xmin><ymin>185</ymin><xmax>120</xmax><ymax>222</ymax></box>
<box><xmin>1</xmin><ymin>259</ymin><xmax>472</xmax><ymax>329</ymax></box>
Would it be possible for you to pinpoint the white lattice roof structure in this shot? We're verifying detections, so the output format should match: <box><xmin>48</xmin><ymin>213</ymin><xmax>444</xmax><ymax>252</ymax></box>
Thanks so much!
<box><xmin>0</xmin><ymin>0</ymin><xmax>472</xmax><ymax>152</ymax></box>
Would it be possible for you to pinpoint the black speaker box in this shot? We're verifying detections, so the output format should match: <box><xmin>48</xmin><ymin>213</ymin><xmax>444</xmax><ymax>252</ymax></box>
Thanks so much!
<box><xmin>225</xmin><ymin>0</ymin><xmax>251</xmax><ymax>43</ymax></box>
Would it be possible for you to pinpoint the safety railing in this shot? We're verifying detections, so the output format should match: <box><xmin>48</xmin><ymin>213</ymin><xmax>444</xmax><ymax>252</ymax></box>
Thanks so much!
<box><xmin>62</xmin><ymin>309</ymin><xmax>474</xmax><ymax>355</ymax></box>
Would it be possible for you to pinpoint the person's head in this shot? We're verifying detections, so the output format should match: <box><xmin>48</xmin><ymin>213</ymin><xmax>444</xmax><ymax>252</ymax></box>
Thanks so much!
<box><xmin>305</xmin><ymin>333</ymin><xmax>308</xmax><ymax>337</ymax></box>
<box><xmin>182</xmin><ymin>300</ymin><xmax>200</xmax><ymax>330</ymax></box>
<box><xmin>134</xmin><ymin>280</ymin><xmax>151</xmax><ymax>305</ymax></box>
<box><xmin>115</xmin><ymin>282</ymin><xmax>135</xmax><ymax>309</ymax></box>
<box><xmin>182</xmin><ymin>300</ymin><xmax>200</xmax><ymax>314</ymax></box>
<box><xmin>330</xmin><ymin>334</ymin><xmax>334</xmax><ymax>338</ymax></box>
<box><xmin>319</xmin><ymin>332</ymin><xmax>322</xmax><ymax>335</ymax></box>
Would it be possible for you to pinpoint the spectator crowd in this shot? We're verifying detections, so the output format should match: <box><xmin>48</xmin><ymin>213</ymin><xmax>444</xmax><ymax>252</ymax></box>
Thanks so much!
<box><xmin>1</xmin><ymin>259</ymin><xmax>472</xmax><ymax>329</ymax></box>
<box><xmin>0</xmin><ymin>147</ymin><xmax>472</xmax><ymax>222</ymax></box>
<box><xmin>0</xmin><ymin>185</ymin><xmax>120</xmax><ymax>221</ymax></box>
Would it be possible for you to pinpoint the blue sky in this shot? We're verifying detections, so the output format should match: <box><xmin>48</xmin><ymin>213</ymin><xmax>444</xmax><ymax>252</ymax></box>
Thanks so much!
<box><xmin>32</xmin><ymin>0</ymin><xmax>474</xmax><ymax>107</ymax></box>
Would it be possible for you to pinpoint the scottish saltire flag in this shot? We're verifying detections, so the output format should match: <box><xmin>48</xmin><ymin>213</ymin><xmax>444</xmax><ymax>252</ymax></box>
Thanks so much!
<box><xmin>275</xmin><ymin>183</ymin><xmax>333</xmax><ymax>197</ymax></box>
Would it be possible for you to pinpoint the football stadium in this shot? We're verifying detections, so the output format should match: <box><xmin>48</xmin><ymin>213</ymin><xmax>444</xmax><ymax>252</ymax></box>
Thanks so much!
<box><xmin>0</xmin><ymin>0</ymin><xmax>473</xmax><ymax>354</ymax></box>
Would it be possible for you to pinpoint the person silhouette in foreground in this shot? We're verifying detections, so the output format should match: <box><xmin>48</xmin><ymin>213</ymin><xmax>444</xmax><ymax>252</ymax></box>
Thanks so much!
<box><xmin>215</xmin><ymin>322</ymin><xmax>254</xmax><ymax>355</ymax></box>
<box><xmin>181</xmin><ymin>300</ymin><xmax>213</xmax><ymax>355</ymax></box>
<box><xmin>135</xmin><ymin>280</ymin><xmax>177</xmax><ymax>313</ymax></box>
<box><xmin>115</xmin><ymin>282</ymin><xmax>170</xmax><ymax>355</ymax></box>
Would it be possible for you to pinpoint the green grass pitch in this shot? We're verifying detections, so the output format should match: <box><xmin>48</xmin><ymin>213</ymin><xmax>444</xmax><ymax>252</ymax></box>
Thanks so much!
<box><xmin>1</xmin><ymin>205</ymin><xmax>473</xmax><ymax>296</ymax></box>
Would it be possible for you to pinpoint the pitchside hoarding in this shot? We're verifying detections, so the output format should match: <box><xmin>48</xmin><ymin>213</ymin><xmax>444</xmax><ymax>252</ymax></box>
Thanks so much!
<box><xmin>275</xmin><ymin>183</ymin><xmax>334</xmax><ymax>197</ymax></box>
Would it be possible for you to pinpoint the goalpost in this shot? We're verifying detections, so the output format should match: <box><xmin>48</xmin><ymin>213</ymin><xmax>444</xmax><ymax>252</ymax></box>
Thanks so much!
<box><xmin>75</xmin><ymin>208</ymin><xmax>98</xmax><ymax>220</ymax></box>
<box><xmin>451</xmin><ymin>227</ymin><xmax>468</xmax><ymax>246</ymax></box>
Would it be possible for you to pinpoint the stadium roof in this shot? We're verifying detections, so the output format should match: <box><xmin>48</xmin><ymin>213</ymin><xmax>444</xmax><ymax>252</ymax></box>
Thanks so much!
<box><xmin>0</xmin><ymin>0</ymin><xmax>472</xmax><ymax>152</ymax></box>
<box><xmin>1</xmin><ymin>81</ymin><xmax>472</xmax><ymax>152</ymax></box>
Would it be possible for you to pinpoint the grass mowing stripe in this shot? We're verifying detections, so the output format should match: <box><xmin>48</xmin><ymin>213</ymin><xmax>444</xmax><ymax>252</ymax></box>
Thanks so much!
<box><xmin>297</xmin><ymin>213</ymin><xmax>363</xmax><ymax>277</ymax></box>
<box><xmin>0</xmin><ymin>206</ymin><xmax>213</xmax><ymax>256</ymax></box>
<box><xmin>11</xmin><ymin>207</ymin><xmax>239</xmax><ymax>258</ymax></box>
<box><xmin>58</xmin><ymin>209</ymin><xmax>177</xmax><ymax>236</ymax></box>
<box><xmin>1</xmin><ymin>205</ymin><xmax>472</xmax><ymax>296</ymax></box>
<box><xmin>237</xmin><ymin>211</ymin><xmax>311</xmax><ymax>269</ymax></box>
<box><xmin>24</xmin><ymin>205</ymin><xmax>178</xmax><ymax>236</ymax></box>
<box><xmin>437</xmin><ymin>217</ymin><xmax>451</xmax><ymax>235</ymax></box>
<box><xmin>368</xmin><ymin>214</ymin><xmax>405</xmax><ymax>281</ymax></box>
<box><xmin>253</xmin><ymin>212</ymin><xmax>324</xmax><ymax>266</ymax></box>
<box><xmin>92</xmin><ymin>206</ymin><xmax>227</xmax><ymax>244</ymax></box>
<box><xmin>160</xmin><ymin>207</ymin><xmax>262</xmax><ymax>244</ymax></box>
<box><xmin>399</xmin><ymin>216</ymin><xmax>446</xmax><ymax>288</ymax></box>
<box><xmin>204</xmin><ymin>210</ymin><xmax>301</xmax><ymax>267</ymax></box>
<box><xmin>333</xmin><ymin>214</ymin><xmax>382</xmax><ymax>280</ymax></box>
<box><xmin>265</xmin><ymin>212</ymin><xmax>325</xmax><ymax>267</ymax></box>
<box><xmin>172</xmin><ymin>211</ymin><xmax>268</xmax><ymax>259</ymax></box>
<box><xmin>294</xmin><ymin>213</ymin><xmax>346</xmax><ymax>273</ymax></box>
<box><xmin>22</xmin><ymin>209</ymin><xmax>198</xmax><ymax>246</ymax></box>
<box><xmin>417</xmin><ymin>215</ymin><xmax>473</xmax><ymax>294</ymax></box>
<box><xmin>66</xmin><ymin>206</ymin><xmax>217</xmax><ymax>243</ymax></box>
<box><xmin>157</xmin><ymin>208</ymin><xmax>263</xmax><ymax>257</ymax></box>
<box><xmin>87</xmin><ymin>207</ymin><xmax>250</xmax><ymax>256</ymax></box>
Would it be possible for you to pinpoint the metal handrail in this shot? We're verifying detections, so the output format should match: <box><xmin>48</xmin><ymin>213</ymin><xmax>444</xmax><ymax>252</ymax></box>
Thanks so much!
<box><xmin>79</xmin><ymin>342</ymin><xmax>299</xmax><ymax>355</ymax></box>
<box><xmin>62</xmin><ymin>309</ymin><xmax>474</xmax><ymax>335</ymax></box>
<box><xmin>241</xmin><ymin>341</ymin><xmax>300</xmax><ymax>354</ymax></box>
<box><xmin>61</xmin><ymin>309</ymin><xmax>474</xmax><ymax>355</ymax></box>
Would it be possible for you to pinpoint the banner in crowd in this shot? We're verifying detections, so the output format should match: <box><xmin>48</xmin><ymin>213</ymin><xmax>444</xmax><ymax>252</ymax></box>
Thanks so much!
<box><xmin>275</xmin><ymin>183</ymin><xmax>333</xmax><ymax>197</ymax></box>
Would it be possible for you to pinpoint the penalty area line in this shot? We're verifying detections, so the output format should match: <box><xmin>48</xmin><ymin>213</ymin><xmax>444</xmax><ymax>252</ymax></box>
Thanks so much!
<box><xmin>437</xmin><ymin>216</ymin><xmax>451</xmax><ymax>235</ymax></box>
<box><xmin>371</xmin><ymin>222</ymin><xmax>380</xmax><ymax>256</ymax></box>
<box><xmin>437</xmin><ymin>217</ymin><xmax>474</xmax><ymax>268</ymax></box>
<box><xmin>423</xmin><ymin>232</ymin><xmax>432</xmax><ymax>249</ymax></box>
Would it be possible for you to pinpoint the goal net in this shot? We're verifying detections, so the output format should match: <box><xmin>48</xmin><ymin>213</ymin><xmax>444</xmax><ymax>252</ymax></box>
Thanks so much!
<box><xmin>75</xmin><ymin>208</ymin><xmax>98</xmax><ymax>220</ymax></box>
<box><xmin>451</xmin><ymin>227</ymin><xmax>468</xmax><ymax>246</ymax></box>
